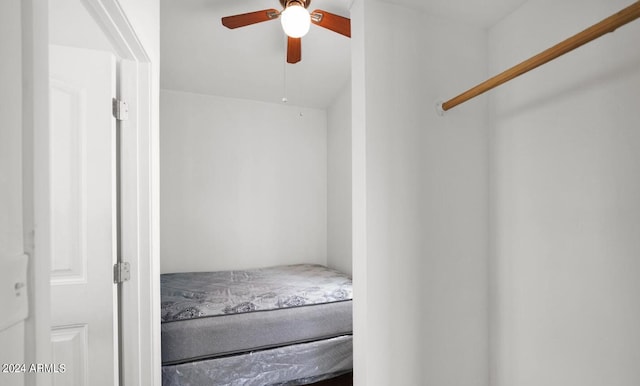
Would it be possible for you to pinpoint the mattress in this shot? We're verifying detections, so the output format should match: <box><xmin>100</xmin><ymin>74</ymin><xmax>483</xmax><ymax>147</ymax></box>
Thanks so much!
<box><xmin>161</xmin><ymin>264</ymin><xmax>353</xmax><ymax>365</ymax></box>
<box><xmin>162</xmin><ymin>334</ymin><xmax>353</xmax><ymax>386</ymax></box>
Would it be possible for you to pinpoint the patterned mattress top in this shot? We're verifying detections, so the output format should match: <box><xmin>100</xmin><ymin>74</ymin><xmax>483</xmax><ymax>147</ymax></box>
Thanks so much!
<box><xmin>161</xmin><ymin>264</ymin><xmax>352</xmax><ymax>323</ymax></box>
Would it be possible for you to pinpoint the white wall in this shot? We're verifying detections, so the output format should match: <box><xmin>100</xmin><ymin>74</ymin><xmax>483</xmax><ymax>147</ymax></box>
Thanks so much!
<box><xmin>352</xmin><ymin>1</ymin><xmax>489</xmax><ymax>385</ymax></box>
<box><xmin>489</xmin><ymin>1</ymin><xmax>640</xmax><ymax>385</ymax></box>
<box><xmin>327</xmin><ymin>84</ymin><xmax>352</xmax><ymax>276</ymax></box>
<box><xmin>0</xmin><ymin>1</ymin><xmax>23</xmax><ymax>255</ymax></box>
<box><xmin>49</xmin><ymin>0</ymin><xmax>115</xmax><ymax>51</ymax></box>
<box><xmin>119</xmin><ymin>0</ymin><xmax>160</xmax><ymax>64</ymax></box>
<box><xmin>160</xmin><ymin>90</ymin><xmax>328</xmax><ymax>273</ymax></box>
<box><xmin>0</xmin><ymin>1</ymin><xmax>25</xmax><ymax>385</ymax></box>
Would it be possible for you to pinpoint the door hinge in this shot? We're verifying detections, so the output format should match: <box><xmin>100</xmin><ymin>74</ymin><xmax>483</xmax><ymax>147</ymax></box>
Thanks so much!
<box><xmin>113</xmin><ymin>262</ymin><xmax>130</xmax><ymax>284</ymax></box>
<box><xmin>112</xmin><ymin>98</ymin><xmax>129</xmax><ymax>121</ymax></box>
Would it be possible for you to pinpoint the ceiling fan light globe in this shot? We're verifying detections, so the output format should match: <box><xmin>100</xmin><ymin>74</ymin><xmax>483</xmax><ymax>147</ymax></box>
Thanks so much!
<box><xmin>281</xmin><ymin>4</ymin><xmax>311</xmax><ymax>38</ymax></box>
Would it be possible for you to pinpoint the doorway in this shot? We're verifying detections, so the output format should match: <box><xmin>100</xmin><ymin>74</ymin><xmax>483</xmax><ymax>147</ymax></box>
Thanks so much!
<box><xmin>29</xmin><ymin>0</ymin><xmax>161</xmax><ymax>384</ymax></box>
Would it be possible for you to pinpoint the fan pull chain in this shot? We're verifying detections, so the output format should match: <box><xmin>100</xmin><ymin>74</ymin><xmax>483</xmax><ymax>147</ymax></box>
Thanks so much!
<box><xmin>282</xmin><ymin>36</ymin><xmax>288</xmax><ymax>103</ymax></box>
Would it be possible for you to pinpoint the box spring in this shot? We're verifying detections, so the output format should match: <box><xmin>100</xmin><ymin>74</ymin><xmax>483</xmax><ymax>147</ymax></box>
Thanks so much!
<box><xmin>161</xmin><ymin>264</ymin><xmax>353</xmax><ymax>380</ymax></box>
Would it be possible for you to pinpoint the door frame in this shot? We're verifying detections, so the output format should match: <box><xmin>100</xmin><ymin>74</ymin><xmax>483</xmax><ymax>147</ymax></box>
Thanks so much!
<box><xmin>23</xmin><ymin>0</ymin><xmax>160</xmax><ymax>385</ymax></box>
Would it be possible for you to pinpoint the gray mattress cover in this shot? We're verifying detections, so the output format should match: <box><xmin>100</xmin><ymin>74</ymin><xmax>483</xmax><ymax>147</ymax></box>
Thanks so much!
<box><xmin>161</xmin><ymin>264</ymin><xmax>353</xmax><ymax>364</ymax></box>
<box><xmin>162</xmin><ymin>335</ymin><xmax>353</xmax><ymax>386</ymax></box>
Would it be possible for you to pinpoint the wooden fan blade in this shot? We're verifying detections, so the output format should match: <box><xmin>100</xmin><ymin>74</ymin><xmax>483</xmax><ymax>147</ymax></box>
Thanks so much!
<box><xmin>310</xmin><ymin>9</ymin><xmax>351</xmax><ymax>38</ymax></box>
<box><xmin>221</xmin><ymin>9</ymin><xmax>279</xmax><ymax>29</ymax></box>
<box><xmin>287</xmin><ymin>37</ymin><xmax>301</xmax><ymax>64</ymax></box>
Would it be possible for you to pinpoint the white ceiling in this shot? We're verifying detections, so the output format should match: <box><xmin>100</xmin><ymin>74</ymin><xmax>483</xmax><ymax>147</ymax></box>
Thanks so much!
<box><xmin>383</xmin><ymin>0</ymin><xmax>528</xmax><ymax>28</ymax></box>
<box><xmin>160</xmin><ymin>0</ymin><xmax>528</xmax><ymax>109</ymax></box>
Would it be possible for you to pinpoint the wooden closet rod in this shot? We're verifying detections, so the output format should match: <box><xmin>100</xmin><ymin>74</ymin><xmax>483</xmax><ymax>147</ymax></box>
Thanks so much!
<box><xmin>440</xmin><ymin>1</ymin><xmax>640</xmax><ymax>112</ymax></box>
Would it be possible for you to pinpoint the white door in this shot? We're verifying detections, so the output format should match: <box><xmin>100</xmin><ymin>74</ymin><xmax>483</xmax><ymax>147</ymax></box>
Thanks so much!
<box><xmin>49</xmin><ymin>44</ymin><xmax>118</xmax><ymax>386</ymax></box>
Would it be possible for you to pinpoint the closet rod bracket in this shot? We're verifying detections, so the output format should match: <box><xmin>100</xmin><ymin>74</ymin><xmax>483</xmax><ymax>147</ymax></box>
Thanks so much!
<box><xmin>435</xmin><ymin>100</ymin><xmax>446</xmax><ymax>117</ymax></box>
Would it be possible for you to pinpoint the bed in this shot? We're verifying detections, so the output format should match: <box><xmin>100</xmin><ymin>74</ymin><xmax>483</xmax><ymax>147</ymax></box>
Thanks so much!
<box><xmin>161</xmin><ymin>264</ymin><xmax>353</xmax><ymax>386</ymax></box>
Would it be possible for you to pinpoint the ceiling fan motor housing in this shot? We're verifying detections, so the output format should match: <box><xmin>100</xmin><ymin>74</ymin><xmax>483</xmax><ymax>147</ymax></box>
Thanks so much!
<box><xmin>279</xmin><ymin>0</ymin><xmax>311</xmax><ymax>9</ymax></box>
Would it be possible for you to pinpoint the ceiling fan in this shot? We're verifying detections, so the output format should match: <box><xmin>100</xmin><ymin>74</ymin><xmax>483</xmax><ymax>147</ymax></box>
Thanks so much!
<box><xmin>221</xmin><ymin>0</ymin><xmax>351</xmax><ymax>64</ymax></box>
